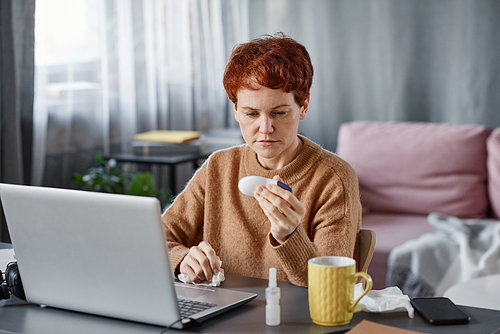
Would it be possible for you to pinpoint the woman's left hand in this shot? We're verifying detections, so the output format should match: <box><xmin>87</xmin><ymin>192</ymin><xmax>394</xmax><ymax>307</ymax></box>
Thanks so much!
<box><xmin>254</xmin><ymin>175</ymin><xmax>305</xmax><ymax>244</ymax></box>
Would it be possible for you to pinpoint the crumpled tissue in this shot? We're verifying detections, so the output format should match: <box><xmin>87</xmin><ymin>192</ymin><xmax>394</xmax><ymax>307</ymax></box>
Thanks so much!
<box><xmin>353</xmin><ymin>284</ymin><xmax>414</xmax><ymax>318</ymax></box>
<box><xmin>178</xmin><ymin>261</ymin><xmax>225</xmax><ymax>287</ymax></box>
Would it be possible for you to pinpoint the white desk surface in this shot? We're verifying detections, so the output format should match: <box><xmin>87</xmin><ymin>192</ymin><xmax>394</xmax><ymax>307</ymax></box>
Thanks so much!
<box><xmin>444</xmin><ymin>273</ymin><xmax>500</xmax><ymax>311</ymax></box>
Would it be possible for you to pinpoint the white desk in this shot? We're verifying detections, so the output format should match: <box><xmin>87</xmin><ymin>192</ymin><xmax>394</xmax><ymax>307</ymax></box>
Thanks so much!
<box><xmin>444</xmin><ymin>274</ymin><xmax>500</xmax><ymax>311</ymax></box>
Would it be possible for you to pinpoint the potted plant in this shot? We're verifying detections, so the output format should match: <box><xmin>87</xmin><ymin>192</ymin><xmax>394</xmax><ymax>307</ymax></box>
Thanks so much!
<box><xmin>72</xmin><ymin>155</ymin><xmax>173</xmax><ymax>210</ymax></box>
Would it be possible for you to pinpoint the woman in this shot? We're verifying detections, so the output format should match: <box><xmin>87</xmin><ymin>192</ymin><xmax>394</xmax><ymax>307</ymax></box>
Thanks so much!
<box><xmin>162</xmin><ymin>33</ymin><xmax>361</xmax><ymax>287</ymax></box>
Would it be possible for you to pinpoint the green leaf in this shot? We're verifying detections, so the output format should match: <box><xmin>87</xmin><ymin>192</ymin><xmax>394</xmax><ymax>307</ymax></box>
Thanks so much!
<box><xmin>127</xmin><ymin>172</ymin><xmax>158</xmax><ymax>197</ymax></box>
<box><xmin>95</xmin><ymin>155</ymin><xmax>107</xmax><ymax>166</ymax></box>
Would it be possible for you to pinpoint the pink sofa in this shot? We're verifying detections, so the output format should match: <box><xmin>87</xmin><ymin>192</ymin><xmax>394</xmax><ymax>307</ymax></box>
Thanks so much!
<box><xmin>336</xmin><ymin>121</ymin><xmax>500</xmax><ymax>289</ymax></box>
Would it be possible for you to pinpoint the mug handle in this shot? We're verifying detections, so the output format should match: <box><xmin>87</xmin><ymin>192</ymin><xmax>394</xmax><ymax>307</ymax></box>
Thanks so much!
<box><xmin>348</xmin><ymin>272</ymin><xmax>373</xmax><ymax>312</ymax></box>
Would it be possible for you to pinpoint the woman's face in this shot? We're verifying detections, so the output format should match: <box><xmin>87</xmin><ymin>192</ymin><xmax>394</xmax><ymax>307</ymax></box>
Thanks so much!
<box><xmin>234</xmin><ymin>83</ymin><xmax>309</xmax><ymax>170</ymax></box>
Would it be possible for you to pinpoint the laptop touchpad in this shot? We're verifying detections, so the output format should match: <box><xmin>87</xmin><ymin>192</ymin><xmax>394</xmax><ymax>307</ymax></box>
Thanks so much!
<box><xmin>175</xmin><ymin>284</ymin><xmax>215</xmax><ymax>299</ymax></box>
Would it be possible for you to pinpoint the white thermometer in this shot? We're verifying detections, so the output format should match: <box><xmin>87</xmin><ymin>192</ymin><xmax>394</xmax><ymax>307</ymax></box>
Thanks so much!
<box><xmin>238</xmin><ymin>176</ymin><xmax>292</xmax><ymax>197</ymax></box>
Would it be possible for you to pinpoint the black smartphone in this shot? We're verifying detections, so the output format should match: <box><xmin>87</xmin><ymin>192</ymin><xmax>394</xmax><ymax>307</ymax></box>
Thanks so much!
<box><xmin>411</xmin><ymin>297</ymin><xmax>471</xmax><ymax>325</ymax></box>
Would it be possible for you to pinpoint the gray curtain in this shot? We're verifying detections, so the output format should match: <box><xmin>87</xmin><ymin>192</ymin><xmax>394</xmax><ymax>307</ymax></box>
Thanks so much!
<box><xmin>250</xmin><ymin>0</ymin><xmax>500</xmax><ymax>151</ymax></box>
<box><xmin>0</xmin><ymin>1</ymin><xmax>36</xmax><ymax>242</ymax></box>
<box><xmin>32</xmin><ymin>0</ymin><xmax>248</xmax><ymax>190</ymax></box>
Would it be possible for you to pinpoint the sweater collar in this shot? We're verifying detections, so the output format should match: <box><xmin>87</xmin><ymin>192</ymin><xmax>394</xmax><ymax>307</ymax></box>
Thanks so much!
<box><xmin>242</xmin><ymin>135</ymin><xmax>322</xmax><ymax>184</ymax></box>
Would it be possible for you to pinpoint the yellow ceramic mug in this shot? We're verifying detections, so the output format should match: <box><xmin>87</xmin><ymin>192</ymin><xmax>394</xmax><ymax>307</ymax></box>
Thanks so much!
<box><xmin>308</xmin><ymin>256</ymin><xmax>372</xmax><ymax>326</ymax></box>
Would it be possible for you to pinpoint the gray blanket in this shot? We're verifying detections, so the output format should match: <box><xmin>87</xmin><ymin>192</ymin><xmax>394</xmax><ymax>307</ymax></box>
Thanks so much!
<box><xmin>386</xmin><ymin>213</ymin><xmax>500</xmax><ymax>298</ymax></box>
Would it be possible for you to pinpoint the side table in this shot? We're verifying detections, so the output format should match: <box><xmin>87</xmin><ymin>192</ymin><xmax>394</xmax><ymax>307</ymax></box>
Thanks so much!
<box><xmin>104</xmin><ymin>151</ymin><xmax>209</xmax><ymax>194</ymax></box>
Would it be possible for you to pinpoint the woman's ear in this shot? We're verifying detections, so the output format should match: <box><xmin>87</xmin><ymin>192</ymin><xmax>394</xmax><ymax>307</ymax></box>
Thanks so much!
<box><xmin>299</xmin><ymin>95</ymin><xmax>310</xmax><ymax>120</ymax></box>
<box><xmin>233</xmin><ymin>103</ymin><xmax>240</xmax><ymax>123</ymax></box>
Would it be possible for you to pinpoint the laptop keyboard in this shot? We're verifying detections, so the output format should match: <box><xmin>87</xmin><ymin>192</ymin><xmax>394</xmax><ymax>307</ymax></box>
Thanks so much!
<box><xmin>177</xmin><ymin>298</ymin><xmax>217</xmax><ymax>318</ymax></box>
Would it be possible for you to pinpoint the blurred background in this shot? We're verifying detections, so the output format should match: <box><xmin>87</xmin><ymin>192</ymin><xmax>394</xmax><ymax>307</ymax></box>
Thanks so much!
<box><xmin>2</xmin><ymin>0</ymin><xmax>500</xmax><ymax>241</ymax></box>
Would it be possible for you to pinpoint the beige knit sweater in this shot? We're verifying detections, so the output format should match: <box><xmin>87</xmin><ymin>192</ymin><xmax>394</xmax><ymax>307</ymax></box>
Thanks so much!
<box><xmin>162</xmin><ymin>135</ymin><xmax>361</xmax><ymax>287</ymax></box>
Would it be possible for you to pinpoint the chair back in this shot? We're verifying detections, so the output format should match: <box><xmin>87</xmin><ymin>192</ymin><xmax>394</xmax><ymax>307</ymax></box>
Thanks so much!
<box><xmin>356</xmin><ymin>229</ymin><xmax>376</xmax><ymax>273</ymax></box>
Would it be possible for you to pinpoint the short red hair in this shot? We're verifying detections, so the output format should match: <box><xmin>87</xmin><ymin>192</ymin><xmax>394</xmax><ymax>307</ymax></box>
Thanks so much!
<box><xmin>223</xmin><ymin>33</ymin><xmax>314</xmax><ymax>107</ymax></box>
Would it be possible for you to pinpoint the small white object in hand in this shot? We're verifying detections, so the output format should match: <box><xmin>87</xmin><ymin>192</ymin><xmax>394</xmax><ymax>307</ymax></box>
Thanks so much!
<box><xmin>178</xmin><ymin>261</ymin><xmax>225</xmax><ymax>287</ymax></box>
<box><xmin>354</xmin><ymin>283</ymin><xmax>414</xmax><ymax>318</ymax></box>
<box><xmin>238</xmin><ymin>176</ymin><xmax>292</xmax><ymax>197</ymax></box>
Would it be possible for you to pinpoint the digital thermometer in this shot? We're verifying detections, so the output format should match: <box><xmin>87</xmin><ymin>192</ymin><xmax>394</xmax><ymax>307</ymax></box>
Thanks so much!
<box><xmin>238</xmin><ymin>176</ymin><xmax>292</xmax><ymax>197</ymax></box>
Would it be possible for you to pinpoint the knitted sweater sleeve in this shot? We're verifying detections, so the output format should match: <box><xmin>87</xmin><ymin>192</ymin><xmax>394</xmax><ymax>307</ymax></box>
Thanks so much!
<box><xmin>161</xmin><ymin>164</ymin><xmax>207</xmax><ymax>276</ymax></box>
<box><xmin>270</xmin><ymin>156</ymin><xmax>362</xmax><ymax>287</ymax></box>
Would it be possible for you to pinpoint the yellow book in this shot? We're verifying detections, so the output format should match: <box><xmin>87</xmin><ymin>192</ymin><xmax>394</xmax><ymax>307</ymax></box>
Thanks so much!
<box><xmin>134</xmin><ymin>130</ymin><xmax>200</xmax><ymax>144</ymax></box>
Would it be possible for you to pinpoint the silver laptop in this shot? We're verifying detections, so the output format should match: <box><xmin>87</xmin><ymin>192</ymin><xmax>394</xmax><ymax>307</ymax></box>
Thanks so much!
<box><xmin>0</xmin><ymin>183</ymin><xmax>256</xmax><ymax>329</ymax></box>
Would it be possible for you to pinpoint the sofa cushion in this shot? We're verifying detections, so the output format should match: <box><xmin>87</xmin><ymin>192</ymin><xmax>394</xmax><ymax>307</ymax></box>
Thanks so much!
<box><xmin>361</xmin><ymin>213</ymin><xmax>434</xmax><ymax>253</ymax></box>
<box><xmin>362</xmin><ymin>212</ymin><xmax>435</xmax><ymax>289</ymax></box>
<box><xmin>337</xmin><ymin>121</ymin><xmax>491</xmax><ymax>218</ymax></box>
<box><xmin>487</xmin><ymin>128</ymin><xmax>500</xmax><ymax>219</ymax></box>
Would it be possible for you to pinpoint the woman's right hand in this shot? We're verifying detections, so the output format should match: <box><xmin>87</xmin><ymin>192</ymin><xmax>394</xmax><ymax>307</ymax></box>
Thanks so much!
<box><xmin>179</xmin><ymin>241</ymin><xmax>221</xmax><ymax>283</ymax></box>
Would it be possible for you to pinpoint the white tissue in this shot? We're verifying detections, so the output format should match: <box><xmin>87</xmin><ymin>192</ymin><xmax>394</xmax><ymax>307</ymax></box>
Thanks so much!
<box><xmin>354</xmin><ymin>284</ymin><xmax>414</xmax><ymax>318</ymax></box>
<box><xmin>178</xmin><ymin>261</ymin><xmax>225</xmax><ymax>287</ymax></box>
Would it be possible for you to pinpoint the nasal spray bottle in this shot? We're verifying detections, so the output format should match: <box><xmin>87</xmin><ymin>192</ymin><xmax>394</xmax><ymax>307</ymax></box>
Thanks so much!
<box><xmin>266</xmin><ymin>267</ymin><xmax>281</xmax><ymax>326</ymax></box>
